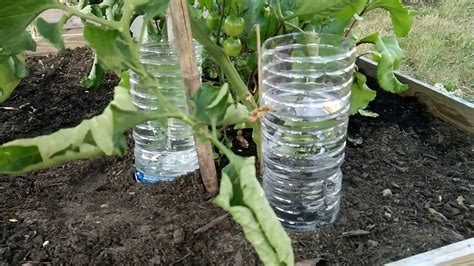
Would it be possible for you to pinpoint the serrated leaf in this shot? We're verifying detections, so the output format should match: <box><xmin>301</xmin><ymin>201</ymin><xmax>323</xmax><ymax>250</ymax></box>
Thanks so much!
<box><xmin>349</xmin><ymin>72</ymin><xmax>376</xmax><ymax>115</ymax></box>
<box><xmin>0</xmin><ymin>81</ymin><xmax>148</xmax><ymax>174</ymax></box>
<box><xmin>213</xmin><ymin>155</ymin><xmax>294</xmax><ymax>266</ymax></box>
<box><xmin>0</xmin><ymin>0</ymin><xmax>59</xmax><ymax>43</ymax></box>
<box><xmin>35</xmin><ymin>16</ymin><xmax>65</xmax><ymax>51</ymax></box>
<box><xmin>359</xmin><ymin>33</ymin><xmax>408</xmax><ymax>93</ymax></box>
<box><xmin>366</xmin><ymin>0</ymin><xmax>414</xmax><ymax>37</ymax></box>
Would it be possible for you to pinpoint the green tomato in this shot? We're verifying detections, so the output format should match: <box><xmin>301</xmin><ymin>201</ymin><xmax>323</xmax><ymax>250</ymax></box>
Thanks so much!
<box><xmin>206</xmin><ymin>12</ymin><xmax>220</xmax><ymax>30</ymax></box>
<box><xmin>223</xmin><ymin>37</ymin><xmax>242</xmax><ymax>57</ymax></box>
<box><xmin>223</xmin><ymin>15</ymin><xmax>244</xmax><ymax>37</ymax></box>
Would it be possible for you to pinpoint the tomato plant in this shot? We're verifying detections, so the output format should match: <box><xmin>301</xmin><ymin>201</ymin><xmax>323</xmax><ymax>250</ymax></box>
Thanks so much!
<box><xmin>0</xmin><ymin>0</ymin><xmax>413</xmax><ymax>264</ymax></box>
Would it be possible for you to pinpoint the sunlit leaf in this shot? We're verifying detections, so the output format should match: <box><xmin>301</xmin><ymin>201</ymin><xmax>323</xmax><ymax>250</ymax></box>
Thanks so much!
<box><xmin>359</xmin><ymin>33</ymin><xmax>408</xmax><ymax>93</ymax></box>
<box><xmin>0</xmin><ymin>79</ymin><xmax>148</xmax><ymax>174</ymax></box>
<box><xmin>213</xmin><ymin>155</ymin><xmax>294</xmax><ymax>266</ymax></box>
<box><xmin>349</xmin><ymin>72</ymin><xmax>376</xmax><ymax>115</ymax></box>
<box><xmin>366</xmin><ymin>0</ymin><xmax>414</xmax><ymax>37</ymax></box>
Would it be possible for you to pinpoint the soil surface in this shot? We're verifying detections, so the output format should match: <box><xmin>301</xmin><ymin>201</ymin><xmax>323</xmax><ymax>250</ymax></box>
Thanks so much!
<box><xmin>1</xmin><ymin>48</ymin><xmax>473</xmax><ymax>265</ymax></box>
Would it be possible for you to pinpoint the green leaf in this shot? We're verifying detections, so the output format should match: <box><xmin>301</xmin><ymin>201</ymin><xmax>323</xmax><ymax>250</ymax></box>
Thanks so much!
<box><xmin>359</xmin><ymin>33</ymin><xmax>408</xmax><ymax>93</ymax></box>
<box><xmin>322</xmin><ymin>0</ymin><xmax>367</xmax><ymax>35</ymax></box>
<box><xmin>0</xmin><ymin>80</ymin><xmax>148</xmax><ymax>174</ymax></box>
<box><xmin>83</xmin><ymin>23</ymin><xmax>134</xmax><ymax>72</ymax></box>
<box><xmin>35</xmin><ymin>16</ymin><xmax>66</xmax><ymax>50</ymax></box>
<box><xmin>0</xmin><ymin>0</ymin><xmax>59</xmax><ymax>43</ymax></box>
<box><xmin>134</xmin><ymin>0</ymin><xmax>170</xmax><ymax>22</ymax></box>
<box><xmin>221</xmin><ymin>104</ymin><xmax>249</xmax><ymax>125</ymax></box>
<box><xmin>0</xmin><ymin>55</ymin><xmax>22</xmax><ymax>103</ymax></box>
<box><xmin>213</xmin><ymin>155</ymin><xmax>294</xmax><ymax>266</ymax></box>
<box><xmin>198</xmin><ymin>0</ymin><xmax>212</xmax><ymax>10</ymax></box>
<box><xmin>291</xmin><ymin>0</ymin><xmax>359</xmax><ymax>19</ymax></box>
<box><xmin>0</xmin><ymin>31</ymin><xmax>36</xmax><ymax>55</ymax></box>
<box><xmin>81</xmin><ymin>54</ymin><xmax>105</xmax><ymax>88</ymax></box>
<box><xmin>366</xmin><ymin>0</ymin><xmax>414</xmax><ymax>37</ymax></box>
<box><xmin>349</xmin><ymin>72</ymin><xmax>376</xmax><ymax>115</ymax></box>
<box><xmin>241</xmin><ymin>0</ymin><xmax>265</xmax><ymax>35</ymax></box>
<box><xmin>207</xmin><ymin>83</ymin><xmax>230</xmax><ymax>109</ymax></box>
<box><xmin>191</xmin><ymin>83</ymin><xmax>247</xmax><ymax>126</ymax></box>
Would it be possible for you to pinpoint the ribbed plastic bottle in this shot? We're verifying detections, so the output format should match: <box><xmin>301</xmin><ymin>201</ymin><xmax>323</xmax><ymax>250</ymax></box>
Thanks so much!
<box><xmin>131</xmin><ymin>42</ymin><xmax>202</xmax><ymax>183</ymax></box>
<box><xmin>260</xmin><ymin>33</ymin><xmax>356</xmax><ymax>231</ymax></box>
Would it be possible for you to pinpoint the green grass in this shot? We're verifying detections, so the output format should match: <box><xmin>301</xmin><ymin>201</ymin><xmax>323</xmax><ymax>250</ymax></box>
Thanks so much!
<box><xmin>355</xmin><ymin>0</ymin><xmax>474</xmax><ymax>101</ymax></box>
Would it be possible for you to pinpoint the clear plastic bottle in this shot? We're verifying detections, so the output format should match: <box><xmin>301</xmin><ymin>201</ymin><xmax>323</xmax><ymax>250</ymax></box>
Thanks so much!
<box><xmin>131</xmin><ymin>42</ymin><xmax>202</xmax><ymax>183</ymax></box>
<box><xmin>260</xmin><ymin>33</ymin><xmax>356</xmax><ymax>231</ymax></box>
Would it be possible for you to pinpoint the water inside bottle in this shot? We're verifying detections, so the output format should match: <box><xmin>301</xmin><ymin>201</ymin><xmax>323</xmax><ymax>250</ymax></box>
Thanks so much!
<box><xmin>262</xmin><ymin>84</ymin><xmax>350</xmax><ymax>231</ymax></box>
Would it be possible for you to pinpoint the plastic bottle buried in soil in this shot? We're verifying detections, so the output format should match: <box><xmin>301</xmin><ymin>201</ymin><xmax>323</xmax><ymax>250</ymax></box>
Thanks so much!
<box><xmin>260</xmin><ymin>32</ymin><xmax>356</xmax><ymax>231</ymax></box>
<box><xmin>131</xmin><ymin>41</ymin><xmax>203</xmax><ymax>183</ymax></box>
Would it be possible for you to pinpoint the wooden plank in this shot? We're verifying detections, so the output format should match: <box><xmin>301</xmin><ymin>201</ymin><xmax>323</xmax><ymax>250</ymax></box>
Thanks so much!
<box><xmin>28</xmin><ymin>34</ymin><xmax>86</xmax><ymax>56</ymax></box>
<box><xmin>385</xmin><ymin>238</ymin><xmax>474</xmax><ymax>266</ymax></box>
<box><xmin>39</xmin><ymin>9</ymin><xmax>82</xmax><ymax>29</ymax></box>
<box><xmin>356</xmin><ymin>57</ymin><xmax>474</xmax><ymax>133</ymax></box>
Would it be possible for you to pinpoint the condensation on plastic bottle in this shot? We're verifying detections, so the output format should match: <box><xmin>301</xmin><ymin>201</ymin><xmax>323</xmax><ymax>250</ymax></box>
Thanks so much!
<box><xmin>131</xmin><ymin>42</ymin><xmax>202</xmax><ymax>183</ymax></box>
<box><xmin>260</xmin><ymin>33</ymin><xmax>356</xmax><ymax>231</ymax></box>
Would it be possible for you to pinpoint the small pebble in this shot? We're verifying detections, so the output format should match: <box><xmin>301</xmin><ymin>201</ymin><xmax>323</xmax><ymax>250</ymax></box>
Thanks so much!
<box><xmin>42</xmin><ymin>240</ymin><xmax>49</xmax><ymax>247</ymax></box>
<box><xmin>393</xmin><ymin>217</ymin><xmax>400</xmax><ymax>222</ymax></box>
<box><xmin>367</xmin><ymin>240</ymin><xmax>379</xmax><ymax>248</ymax></box>
<box><xmin>361</xmin><ymin>172</ymin><xmax>369</xmax><ymax>178</ymax></box>
<box><xmin>382</xmin><ymin>189</ymin><xmax>393</xmax><ymax>198</ymax></box>
<box><xmin>384</xmin><ymin>212</ymin><xmax>392</xmax><ymax>219</ymax></box>
<box><xmin>100</xmin><ymin>204</ymin><xmax>108</xmax><ymax>208</ymax></box>
<box><xmin>173</xmin><ymin>228</ymin><xmax>185</xmax><ymax>244</ymax></box>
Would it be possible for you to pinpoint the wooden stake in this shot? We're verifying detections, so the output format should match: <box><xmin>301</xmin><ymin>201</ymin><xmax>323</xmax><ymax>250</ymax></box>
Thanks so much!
<box><xmin>169</xmin><ymin>0</ymin><xmax>218</xmax><ymax>194</ymax></box>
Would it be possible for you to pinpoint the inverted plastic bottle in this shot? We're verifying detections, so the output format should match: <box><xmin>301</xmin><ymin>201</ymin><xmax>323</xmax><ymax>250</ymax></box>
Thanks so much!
<box><xmin>260</xmin><ymin>33</ymin><xmax>356</xmax><ymax>231</ymax></box>
<box><xmin>131</xmin><ymin>42</ymin><xmax>202</xmax><ymax>183</ymax></box>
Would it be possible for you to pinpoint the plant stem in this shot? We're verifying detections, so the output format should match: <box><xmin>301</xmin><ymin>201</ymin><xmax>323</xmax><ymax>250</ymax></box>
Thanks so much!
<box><xmin>273</xmin><ymin>0</ymin><xmax>284</xmax><ymax>20</ymax></box>
<box><xmin>284</xmin><ymin>21</ymin><xmax>304</xmax><ymax>33</ymax></box>
<box><xmin>343</xmin><ymin>5</ymin><xmax>368</xmax><ymax>38</ymax></box>
<box><xmin>57</xmin><ymin>3</ymin><xmax>119</xmax><ymax>28</ymax></box>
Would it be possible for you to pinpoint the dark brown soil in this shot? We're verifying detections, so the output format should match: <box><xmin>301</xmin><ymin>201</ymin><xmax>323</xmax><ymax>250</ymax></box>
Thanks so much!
<box><xmin>1</xmin><ymin>48</ymin><xmax>473</xmax><ymax>265</ymax></box>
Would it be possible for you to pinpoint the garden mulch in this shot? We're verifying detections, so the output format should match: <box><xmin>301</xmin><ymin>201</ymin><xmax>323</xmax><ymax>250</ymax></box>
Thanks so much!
<box><xmin>1</xmin><ymin>48</ymin><xmax>472</xmax><ymax>265</ymax></box>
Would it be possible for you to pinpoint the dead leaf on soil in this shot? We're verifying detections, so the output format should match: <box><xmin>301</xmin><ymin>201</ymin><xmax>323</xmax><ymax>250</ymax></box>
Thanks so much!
<box><xmin>341</xmin><ymin>229</ymin><xmax>370</xmax><ymax>237</ymax></box>
<box><xmin>296</xmin><ymin>258</ymin><xmax>322</xmax><ymax>266</ymax></box>
<box><xmin>427</xmin><ymin>207</ymin><xmax>448</xmax><ymax>222</ymax></box>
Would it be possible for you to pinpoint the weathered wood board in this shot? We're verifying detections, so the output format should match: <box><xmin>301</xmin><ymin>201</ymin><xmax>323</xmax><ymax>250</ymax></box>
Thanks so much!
<box><xmin>386</xmin><ymin>238</ymin><xmax>474</xmax><ymax>266</ymax></box>
<box><xmin>357</xmin><ymin>57</ymin><xmax>474</xmax><ymax>133</ymax></box>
